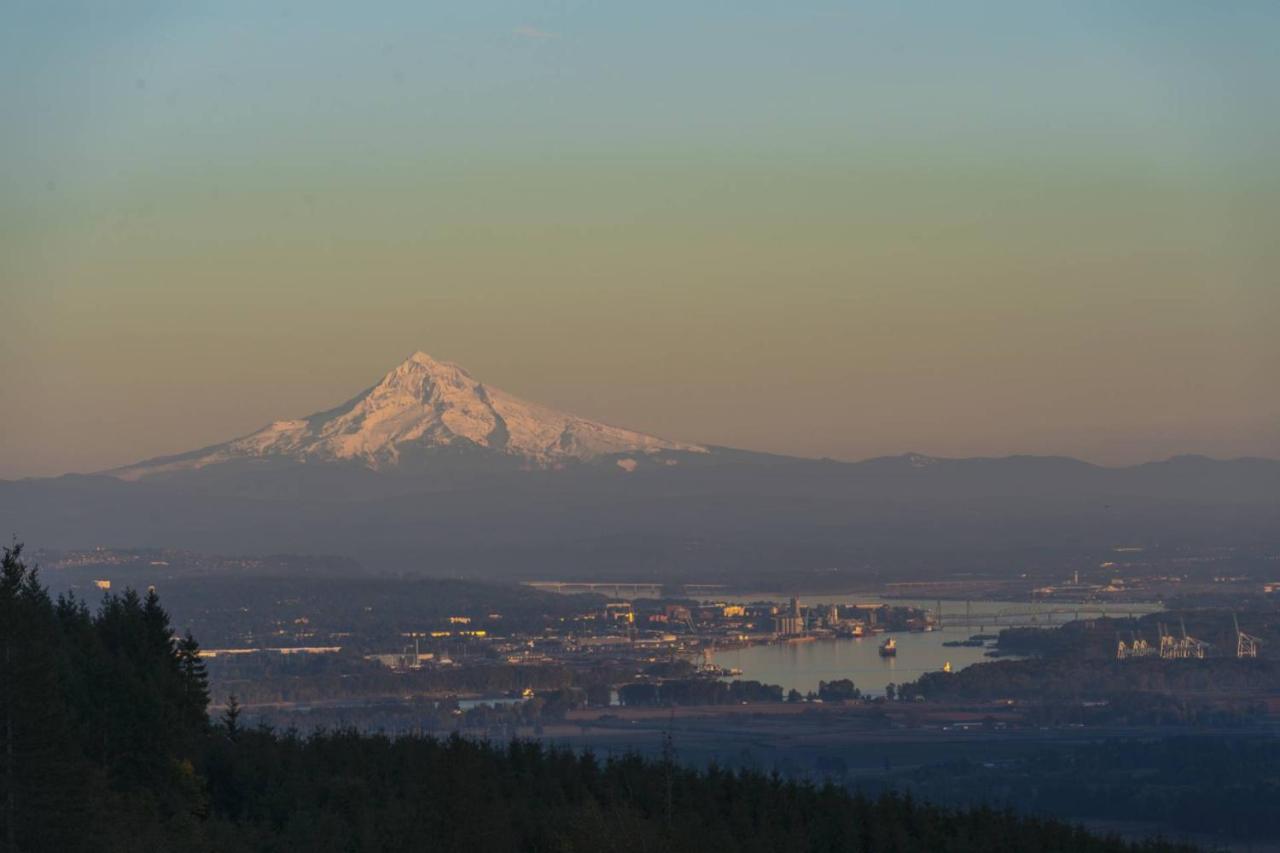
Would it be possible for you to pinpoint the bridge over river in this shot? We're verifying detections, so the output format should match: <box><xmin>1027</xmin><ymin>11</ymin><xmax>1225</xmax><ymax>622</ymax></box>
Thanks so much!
<box><xmin>525</xmin><ymin>581</ymin><xmax>726</xmax><ymax>598</ymax></box>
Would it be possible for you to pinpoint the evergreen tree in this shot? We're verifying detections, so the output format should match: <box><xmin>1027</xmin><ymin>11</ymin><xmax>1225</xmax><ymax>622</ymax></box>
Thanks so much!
<box><xmin>178</xmin><ymin>632</ymin><xmax>211</xmax><ymax>738</ymax></box>
<box><xmin>221</xmin><ymin>697</ymin><xmax>242</xmax><ymax>741</ymax></box>
<box><xmin>0</xmin><ymin>545</ymin><xmax>91</xmax><ymax>852</ymax></box>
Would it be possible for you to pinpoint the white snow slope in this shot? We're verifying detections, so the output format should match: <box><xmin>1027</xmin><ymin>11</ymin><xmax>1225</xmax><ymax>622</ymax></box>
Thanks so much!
<box><xmin>108</xmin><ymin>352</ymin><xmax>705</xmax><ymax>480</ymax></box>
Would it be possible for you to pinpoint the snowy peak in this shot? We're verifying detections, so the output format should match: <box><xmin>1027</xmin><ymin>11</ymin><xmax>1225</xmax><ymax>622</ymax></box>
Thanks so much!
<box><xmin>383</xmin><ymin>351</ymin><xmax>475</xmax><ymax>393</ymax></box>
<box><xmin>109</xmin><ymin>352</ymin><xmax>705</xmax><ymax>480</ymax></box>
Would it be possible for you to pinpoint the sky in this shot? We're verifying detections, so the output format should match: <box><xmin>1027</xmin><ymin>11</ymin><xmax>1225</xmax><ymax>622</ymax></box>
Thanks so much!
<box><xmin>2</xmin><ymin>1</ymin><xmax>1278</xmax><ymax>478</ymax></box>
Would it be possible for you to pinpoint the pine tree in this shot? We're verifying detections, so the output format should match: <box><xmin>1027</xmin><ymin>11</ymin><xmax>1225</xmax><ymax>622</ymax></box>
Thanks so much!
<box><xmin>222</xmin><ymin>696</ymin><xmax>242</xmax><ymax>740</ymax></box>
<box><xmin>0</xmin><ymin>544</ymin><xmax>17</xmax><ymax>853</ymax></box>
<box><xmin>178</xmin><ymin>632</ymin><xmax>211</xmax><ymax>732</ymax></box>
<box><xmin>0</xmin><ymin>545</ymin><xmax>91</xmax><ymax>852</ymax></box>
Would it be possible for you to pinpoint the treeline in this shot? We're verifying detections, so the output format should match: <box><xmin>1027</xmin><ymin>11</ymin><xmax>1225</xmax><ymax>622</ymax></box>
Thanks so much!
<box><xmin>209</xmin><ymin>654</ymin><xmax>704</xmax><ymax>706</ymax></box>
<box><xmin>246</xmin><ymin>688</ymin><xmax>599</xmax><ymax>737</ymax></box>
<box><xmin>200</xmin><ymin>732</ymin><xmax>1198</xmax><ymax>853</ymax></box>
<box><xmin>3</xmin><ymin>544</ymin><xmax>1198</xmax><ymax>852</ymax></box>
<box><xmin>900</xmin><ymin>656</ymin><xmax>1279</xmax><ymax>707</ymax></box>
<box><xmin>618</xmin><ymin>678</ymin><xmax>784</xmax><ymax>706</ymax></box>
<box><xmin>208</xmin><ymin>653</ymin><xmax>595</xmax><ymax>705</ymax></box>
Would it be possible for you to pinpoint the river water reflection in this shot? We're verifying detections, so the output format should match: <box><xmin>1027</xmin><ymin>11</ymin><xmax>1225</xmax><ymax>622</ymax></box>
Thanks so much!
<box><xmin>710</xmin><ymin>597</ymin><xmax>1161</xmax><ymax>697</ymax></box>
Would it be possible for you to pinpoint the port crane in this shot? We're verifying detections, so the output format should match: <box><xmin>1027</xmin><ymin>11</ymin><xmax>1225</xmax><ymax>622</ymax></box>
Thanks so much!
<box><xmin>1156</xmin><ymin>619</ymin><xmax>1208</xmax><ymax>660</ymax></box>
<box><xmin>1116</xmin><ymin>630</ymin><xmax>1156</xmax><ymax>659</ymax></box>
<box><xmin>1234</xmin><ymin>614</ymin><xmax>1261</xmax><ymax>659</ymax></box>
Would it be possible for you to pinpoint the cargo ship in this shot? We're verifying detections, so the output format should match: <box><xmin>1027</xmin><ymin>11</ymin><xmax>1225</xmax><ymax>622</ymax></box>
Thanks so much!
<box><xmin>878</xmin><ymin>637</ymin><xmax>897</xmax><ymax>657</ymax></box>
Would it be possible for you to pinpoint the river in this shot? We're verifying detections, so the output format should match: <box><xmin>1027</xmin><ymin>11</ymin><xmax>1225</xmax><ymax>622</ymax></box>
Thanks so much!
<box><xmin>710</xmin><ymin>596</ymin><xmax>1161</xmax><ymax>697</ymax></box>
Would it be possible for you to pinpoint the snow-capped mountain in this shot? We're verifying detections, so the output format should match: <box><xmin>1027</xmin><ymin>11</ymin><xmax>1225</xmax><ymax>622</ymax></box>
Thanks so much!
<box><xmin>108</xmin><ymin>352</ymin><xmax>705</xmax><ymax>480</ymax></box>
<box><xmin>3</xmin><ymin>353</ymin><xmax>1274</xmax><ymax>575</ymax></box>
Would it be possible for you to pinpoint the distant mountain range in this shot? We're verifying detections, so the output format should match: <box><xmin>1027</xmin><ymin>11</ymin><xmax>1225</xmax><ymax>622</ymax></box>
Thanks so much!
<box><xmin>3</xmin><ymin>353</ymin><xmax>1277</xmax><ymax>581</ymax></box>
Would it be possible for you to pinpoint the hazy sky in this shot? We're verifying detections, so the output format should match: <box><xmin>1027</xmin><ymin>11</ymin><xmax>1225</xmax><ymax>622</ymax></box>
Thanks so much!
<box><xmin>2</xmin><ymin>2</ymin><xmax>1278</xmax><ymax>477</ymax></box>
